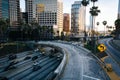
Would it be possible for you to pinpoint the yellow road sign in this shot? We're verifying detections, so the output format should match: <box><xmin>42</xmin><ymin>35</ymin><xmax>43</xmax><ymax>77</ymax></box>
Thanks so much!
<box><xmin>98</xmin><ymin>44</ymin><xmax>106</xmax><ymax>52</ymax></box>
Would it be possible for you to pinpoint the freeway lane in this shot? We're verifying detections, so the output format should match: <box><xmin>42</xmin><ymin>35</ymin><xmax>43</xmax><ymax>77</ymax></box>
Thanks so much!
<box><xmin>99</xmin><ymin>38</ymin><xmax>120</xmax><ymax>65</ymax></box>
<box><xmin>99</xmin><ymin>38</ymin><xmax>120</xmax><ymax>76</ymax></box>
<box><xmin>39</xmin><ymin>41</ymin><xmax>110</xmax><ymax>80</ymax></box>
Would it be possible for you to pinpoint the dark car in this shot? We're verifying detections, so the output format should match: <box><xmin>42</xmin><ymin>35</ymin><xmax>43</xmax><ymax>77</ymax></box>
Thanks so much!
<box><xmin>32</xmin><ymin>56</ymin><xmax>38</xmax><ymax>61</ymax></box>
<box><xmin>24</xmin><ymin>56</ymin><xmax>31</xmax><ymax>60</ymax></box>
<box><xmin>9</xmin><ymin>61</ymin><xmax>19</xmax><ymax>65</ymax></box>
<box><xmin>0</xmin><ymin>77</ymin><xmax>8</xmax><ymax>80</ymax></box>
<box><xmin>8</xmin><ymin>54</ymin><xmax>17</xmax><ymax>60</ymax></box>
<box><xmin>32</xmin><ymin>62</ymin><xmax>41</xmax><ymax>71</ymax></box>
<box><xmin>4</xmin><ymin>65</ymin><xmax>16</xmax><ymax>71</ymax></box>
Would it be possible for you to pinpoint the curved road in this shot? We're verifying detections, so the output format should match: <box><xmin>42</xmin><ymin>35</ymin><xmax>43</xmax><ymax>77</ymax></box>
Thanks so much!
<box><xmin>39</xmin><ymin>41</ymin><xmax>110</xmax><ymax>80</ymax></box>
<box><xmin>99</xmin><ymin>38</ymin><xmax>120</xmax><ymax>65</ymax></box>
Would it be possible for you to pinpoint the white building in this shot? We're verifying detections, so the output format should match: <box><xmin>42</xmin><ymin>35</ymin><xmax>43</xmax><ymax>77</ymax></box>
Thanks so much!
<box><xmin>71</xmin><ymin>1</ymin><xmax>85</xmax><ymax>36</ymax></box>
<box><xmin>118</xmin><ymin>0</ymin><xmax>120</xmax><ymax>19</ymax></box>
<box><xmin>26</xmin><ymin>0</ymin><xmax>63</xmax><ymax>36</ymax></box>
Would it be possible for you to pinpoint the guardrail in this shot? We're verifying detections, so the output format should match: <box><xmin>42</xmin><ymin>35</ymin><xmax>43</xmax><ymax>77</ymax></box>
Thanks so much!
<box><xmin>37</xmin><ymin>43</ymin><xmax>67</xmax><ymax>80</ymax></box>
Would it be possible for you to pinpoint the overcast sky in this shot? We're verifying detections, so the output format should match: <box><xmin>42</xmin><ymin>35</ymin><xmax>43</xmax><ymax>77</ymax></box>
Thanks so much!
<box><xmin>20</xmin><ymin>0</ymin><xmax>119</xmax><ymax>31</ymax></box>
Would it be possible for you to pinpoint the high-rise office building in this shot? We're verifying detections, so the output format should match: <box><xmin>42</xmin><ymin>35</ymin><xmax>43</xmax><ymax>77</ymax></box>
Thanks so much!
<box><xmin>0</xmin><ymin>0</ymin><xmax>9</xmax><ymax>19</ymax></box>
<box><xmin>26</xmin><ymin>0</ymin><xmax>63</xmax><ymax>36</ymax></box>
<box><xmin>25</xmin><ymin>0</ymin><xmax>33</xmax><ymax>23</ymax></box>
<box><xmin>21</xmin><ymin>12</ymin><xmax>28</xmax><ymax>24</ymax></box>
<box><xmin>9</xmin><ymin>0</ymin><xmax>20</xmax><ymax>27</ymax></box>
<box><xmin>118</xmin><ymin>0</ymin><xmax>120</xmax><ymax>19</ymax></box>
<box><xmin>63</xmin><ymin>13</ymin><xmax>70</xmax><ymax>33</ymax></box>
<box><xmin>71</xmin><ymin>1</ymin><xmax>85</xmax><ymax>36</ymax></box>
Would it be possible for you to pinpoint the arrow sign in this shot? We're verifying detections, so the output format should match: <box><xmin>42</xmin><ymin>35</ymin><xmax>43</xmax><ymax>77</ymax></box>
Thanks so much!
<box><xmin>98</xmin><ymin>44</ymin><xmax>106</xmax><ymax>52</ymax></box>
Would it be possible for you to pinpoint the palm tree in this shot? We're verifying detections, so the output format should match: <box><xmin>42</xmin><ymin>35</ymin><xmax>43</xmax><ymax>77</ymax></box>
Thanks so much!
<box><xmin>89</xmin><ymin>0</ymin><xmax>100</xmax><ymax>54</ymax></box>
<box><xmin>57</xmin><ymin>30</ymin><xmax>59</xmax><ymax>39</ymax></box>
<box><xmin>96</xmin><ymin>22</ymin><xmax>99</xmax><ymax>26</ymax></box>
<box><xmin>102</xmin><ymin>21</ymin><xmax>107</xmax><ymax>36</ymax></box>
<box><xmin>96</xmin><ymin>22</ymin><xmax>99</xmax><ymax>38</ymax></box>
<box><xmin>91</xmin><ymin>0</ymin><xmax>98</xmax><ymax>2</ymax></box>
<box><xmin>81</xmin><ymin>0</ymin><xmax>89</xmax><ymax>43</ymax></box>
<box><xmin>115</xmin><ymin>19</ymin><xmax>120</xmax><ymax>39</ymax></box>
<box><xmin>96</xmin><ymin>22</ymin><xmax>99</xmax><ymax>32</ymax></box>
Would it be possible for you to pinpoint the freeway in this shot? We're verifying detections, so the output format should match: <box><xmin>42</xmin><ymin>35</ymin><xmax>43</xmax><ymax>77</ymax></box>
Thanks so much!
<box><xmin>39</xmin><ymin>41</ymin><xmax>110</xmax><ymax>80</ymax></box>
<box><xmin>99</xmin><ymin>38</ymin><xmax>120</xmax><ymax>76</ymax></box>
<box><xmin>99</xmin><ymin>38</ymin><xmax>120</xmax><ymax>65</ymax></box>
<box><xmin>0</xmin><ymin>47</ymin><xmax>61</xmax><ymax>80</ymax></box>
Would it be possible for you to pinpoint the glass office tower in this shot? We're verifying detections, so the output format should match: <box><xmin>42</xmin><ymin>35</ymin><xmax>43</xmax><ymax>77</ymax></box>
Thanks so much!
<box><xmin>0</xmin><ymin>0</ymin><xmax>9</xmax><ymax>19</ymax></box>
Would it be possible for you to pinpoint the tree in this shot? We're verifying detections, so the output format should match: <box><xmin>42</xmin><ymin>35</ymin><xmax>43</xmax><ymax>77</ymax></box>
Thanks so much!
<box><xmin>0</xmin><ymin>19</ymin><xmax>9</xmax><ymax>37</ymax></box>
<box><xmin>102</xmin><ymin>21</ymin><xmax>107</xmax><ymax>36</ymax></box>
<box><xmin>103</xmin><ymin>21</ymin><xmax>107</xmax><ymax>26</ymax></box>
<box><xmin>81</xmin><ymin>0</ymin><xmax>89</xmax><ymax>43</ymax></box>
<box><xmin>115</xmin><ymin>19</ymin><xmax>120</xmax><ymax>39</ymax></box>
<box><xmin>81</xmin><ymin>0</ymin><xmax>89</xmax><ymax>6</ymax></box>
<box><xmin>91</xmin><ymin>0</ymin><xmax>98</xmax><ymax>2</ymax></box>
<box><xmin>89</xmin><ymin>0</ymin><xmax>100</xmax><ymax>54</ymax></box>
<box><xmin>96</xmin><ymin>22</ymin><xmax>99</xmax><ymax>26</ymax></box>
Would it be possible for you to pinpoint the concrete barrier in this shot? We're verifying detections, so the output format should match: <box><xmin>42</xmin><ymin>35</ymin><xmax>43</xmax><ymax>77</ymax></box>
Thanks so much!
<box><xmin>54</xmin><ymin>49</ymin><xmax>67</xmax><ymax>80</ymax></box>
<box><xmin>37</xmin><ymin>43</ymin><xmax>67</xmax><ymax>80</ymax></box>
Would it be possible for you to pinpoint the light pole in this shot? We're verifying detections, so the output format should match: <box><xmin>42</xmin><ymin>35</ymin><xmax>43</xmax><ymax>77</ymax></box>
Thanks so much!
<box><xmin>81</xmin><ymin>0</ymin><xmax>89</xmax><ymax>44</ymax></box>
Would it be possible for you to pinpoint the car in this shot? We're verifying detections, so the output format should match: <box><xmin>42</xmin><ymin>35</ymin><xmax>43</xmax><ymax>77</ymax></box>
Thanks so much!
<box><xmin>8</xmin><ymin>54</ymin><xmax>17</xmax><ymax>60</ymax></box>
<box><xmin>0</xmin><ymin>76</ymin><xmax>8</xmax><ymax>80</ymax></box>
<box><xmin>32</xmin><ymin>56</ymin><xmax>38</xmax><ymax>61</ymax></box>
<box><xmin>4</xmin><ymin>65</ymin><xmax>16</xmax><ymax>71</ymax></box>
<box><xmin>9</xmin><ymin>61</ymin><xmax>19</xmax><ymax>65</ymax></box>
<box><xmin>34</xmin><ymin>48</ymin><xmax>39</xmax><ymax>52</ymax></box>
<box><xmin>32</xmin><ymin>62</ymin><xmax>41</xmax><ymax>71</ymax></box>
<box><xmin>24</xmin><ymin>56</ymin><xmax>31</xmax><ymax>60</ymax></box>
<box><xmin>49</xmin><ymin>54</ymin><xmax>54</xmax><ymax>58</ymax></box>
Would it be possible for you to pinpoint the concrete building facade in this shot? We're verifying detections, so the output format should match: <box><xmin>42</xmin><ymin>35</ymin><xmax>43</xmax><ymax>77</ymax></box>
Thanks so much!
<box><xmin>118</xmin><ymin>0</ymin><xmax>120</xmax><ymax>19</ymax></box>
<box><xmin>71</xmin><ymin>1</ymin><xmax>85</xmax><ymax>36</ymax></box>
<box><xmin>26</xmin><ymin>0</ymin><xmax>63</xmax><ymax>36</ymax></box>
<box><xmin>25</xmin><ymin>0</ymin><xmax>33</xmax><ymax>23</ymax></box>
<box><xmin>9</xmin><ymin>0</ymin><xmax>20</xmax><ymax>27</ymax></box>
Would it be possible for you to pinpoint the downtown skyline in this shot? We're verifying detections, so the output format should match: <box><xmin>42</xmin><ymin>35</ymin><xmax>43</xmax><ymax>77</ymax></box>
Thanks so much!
<box><xmin>20</xmin><ymin>0</ymin><xmax>119</xmax><ymax>31</ymax></box>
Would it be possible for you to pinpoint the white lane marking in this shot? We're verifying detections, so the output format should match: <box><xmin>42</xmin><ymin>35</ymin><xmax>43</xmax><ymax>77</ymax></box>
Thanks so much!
<box><xmin>81</xmin><ymin>57</ymin><xmax>84</xmax><ymax>80</ymax></box>
<box><xmin>83</xmin><ymin>75</ymin><xmax>100</xmax><ymax>80</ymax></box>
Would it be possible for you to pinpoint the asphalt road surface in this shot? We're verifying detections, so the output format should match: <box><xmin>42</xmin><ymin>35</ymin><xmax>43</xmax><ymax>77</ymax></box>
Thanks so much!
<box><xmin>99</xmin><ymin>38</ymin><xmax>120</xmax><ymax>64</ymax></box>
<box><xmin>39</xmin><ymin>41</ymin><xmax>110</xmax><ymax>80</ymax></box>
<box><xmin>0</xmin><ymin>50</ymin><xmax>61</xmax><ymax>80</ymax></box>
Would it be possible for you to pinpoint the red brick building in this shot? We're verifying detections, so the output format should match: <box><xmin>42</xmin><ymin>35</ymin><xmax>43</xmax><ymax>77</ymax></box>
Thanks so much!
<box><xmin>63</xmin><ymin>13</ymin><xmax>70</xmax><ymax>33</ymax></box>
